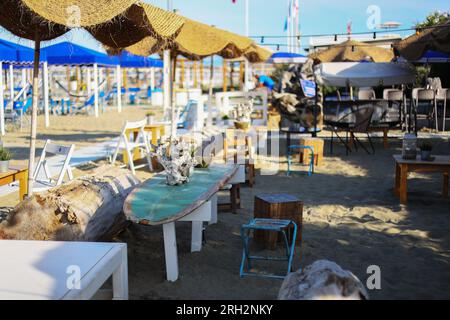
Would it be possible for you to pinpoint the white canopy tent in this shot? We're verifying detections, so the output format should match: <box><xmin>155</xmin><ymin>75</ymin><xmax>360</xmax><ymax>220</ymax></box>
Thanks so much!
<box><xmin>314</xmin><ymin>62</ymin><xmax>416</xmax><ymax>87</ymax></box>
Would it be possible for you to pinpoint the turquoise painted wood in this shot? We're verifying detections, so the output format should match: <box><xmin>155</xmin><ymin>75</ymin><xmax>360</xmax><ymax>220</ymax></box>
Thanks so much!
<box><xmin>123</xmin><ymin>164</ymin><xmax>238</xmax><ymax>226</ymax></box>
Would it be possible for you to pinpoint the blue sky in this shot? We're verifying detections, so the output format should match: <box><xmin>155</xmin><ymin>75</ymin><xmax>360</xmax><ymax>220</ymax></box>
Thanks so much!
<box><xmin>1</xmin><ymin>0</ymin><xmax>449</xmax><ymax>53</ymax></box>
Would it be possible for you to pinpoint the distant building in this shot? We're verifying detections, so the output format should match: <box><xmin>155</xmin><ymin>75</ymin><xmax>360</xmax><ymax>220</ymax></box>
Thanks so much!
<box><xmin>307</xmin><ymin>34</ymin><xmax>402</xmax><ymax>54</ymax></box>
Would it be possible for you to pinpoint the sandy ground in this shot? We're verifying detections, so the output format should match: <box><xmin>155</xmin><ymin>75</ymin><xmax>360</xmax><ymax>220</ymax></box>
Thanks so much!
<box><xmin>1</xmin><ymin>110</ymin><xmax>450</xmax><ymax>299</ymax></box>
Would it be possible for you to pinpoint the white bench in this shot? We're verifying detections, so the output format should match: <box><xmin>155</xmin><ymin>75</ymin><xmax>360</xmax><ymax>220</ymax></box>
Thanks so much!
<box><xmin>0</xmin><ymin>240</ymin><xmax>128</xmax><ymax>300</ymax></box>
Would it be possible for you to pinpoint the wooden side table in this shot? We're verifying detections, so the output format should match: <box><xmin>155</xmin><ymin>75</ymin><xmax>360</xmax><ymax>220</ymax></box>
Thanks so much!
<box><xmin>299</xmin><ymin>137</ymin><xmax>324</xmax><ymax>166</ymax></box>
<box><xmin>0</xmin><ymin>166</ymin><xmax>28</xmax><ymax>201</ymax></box>
<box><xmin>393</xmin><ymin>155</ymin><xmax>450</xmax><ymax>204</ymax></box>
<box><xmin>254</xmin><ymin>194</ymin><xmax>303</xmax><ymax>249</ymax></box>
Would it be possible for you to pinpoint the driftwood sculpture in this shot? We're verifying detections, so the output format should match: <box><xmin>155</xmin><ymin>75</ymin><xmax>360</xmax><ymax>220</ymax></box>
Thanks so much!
<box><xmin>272</xmin><ymin>60</ymin><xmax>324</xmax><ymax>130</ymax></box>
<box><xmin>278</xmin><ymin>260</ymin><xmax>369</xmax><ymax>300</ymax></box>
<box><xmin>0</xmin><ymin>165</ymin><xmax>140</xmax><ymax>241</ymax></box>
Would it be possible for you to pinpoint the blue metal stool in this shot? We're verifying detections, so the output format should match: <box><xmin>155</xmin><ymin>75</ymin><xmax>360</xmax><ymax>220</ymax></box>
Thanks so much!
<box><xmin>287</xmin><ymin>145</ymin><xmax>314</xmax><ymax>176</ymax></box>
<box><xmin>240</xmin><ymin>218</ymin><xmax>297</xmax><ymax>279</ymax></box>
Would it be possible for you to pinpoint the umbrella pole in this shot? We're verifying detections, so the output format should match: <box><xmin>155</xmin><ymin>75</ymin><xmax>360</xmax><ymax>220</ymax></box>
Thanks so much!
<box><xmin>170</xmin><ymin>54</ymin><xmax>178</xmax><ymax>138</ymax></box>
<box><xmin>27</xmin><ymin>33</ymin><xmax>41</xmax><ymax>197</ymax></box>
<box><xmin>0</xmin><ymin>62</ymin><xmax>4</xmax><ymax>136</ymax></box>
<box><xmin>207</xmin><ymin>55</ymin><xmax>214</xmax><ymax>127</ymax></box>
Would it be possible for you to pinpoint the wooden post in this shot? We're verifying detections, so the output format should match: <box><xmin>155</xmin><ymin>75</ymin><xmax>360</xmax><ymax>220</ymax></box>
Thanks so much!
<box><xmin>66</xmin><ymin>66</ymin><xmax>71</xmax><ymax>92</ymax></box>
<box><xmin>180</xmin><ymin>59</ymin><xmax>185</xmax><ymax>89</ymax></box>
<box><xmin>240</xmin><ymin>62</ymin><xmax>245</xmax><ymax>90</ymax></box>
<box><xmin>229</xmin><ymin>62</ymin><xmax>234</xmax><ymax>91</ymax></box>
<box><xmin>193</xmin><ymin>62</ymin><xmax>198</xmax><ymax>88</ymax></box>
<box><xmin>0</xmin><ymin>62</ymin><xmax>4</xmax><ymax>136</ymax></box>
<box><xmin>116</xmin><ymin>65</ymin><xmax>122</xmax><ymax>113</ymax></box>
<box><xmin>27</xmin><ymin>33</ymin><xmax>41</xmax><ymax>197</ymax></box>
<box><xmin>200</xmin><ymin>60</ymin><xmax>204</xmax><ymax>87</ymax></box>
<box><xmin>43</xmin><ymin>62</ymin><xmax>50</xmax><ymax>127</ymax></box>
<box><xmin>222</xmin><ymin>60</ymin><xmax>227</xmax><ymax>92</ymax></box>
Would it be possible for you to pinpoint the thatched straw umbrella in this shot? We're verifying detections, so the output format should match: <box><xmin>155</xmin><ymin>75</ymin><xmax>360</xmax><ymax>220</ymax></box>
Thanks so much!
<box><xmin>0</xmin><ymin>0</ymin><xmax>186</xmax><ymax>197</ymax></box>
<box><xmin>310</xmin><ymin>40</ymin><xmax>395</xmax><ymax>63</ymax></box>
<box><xmin>113</xmin><ymin>15</ymin><xmax>271</xmax><ymax>136</ymax></box>
<box><xmin>394</xmin><ymin>20</ymin><xmax>450</xmax><ymax>61</ymax></box>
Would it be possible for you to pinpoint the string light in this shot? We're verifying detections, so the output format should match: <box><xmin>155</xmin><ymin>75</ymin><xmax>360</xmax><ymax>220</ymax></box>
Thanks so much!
<box><xmin>261</xmin><ymin>36</ymin><xmax>264</xmax><ymax>44</ymax></box>
<box><xmin>373</xmin><ymin>32</ymin><xmax>377</xmax><ymax>39</ymax></box>
<box><xmin>334</xmin><ymin>34</ymin><xmax>338</xmax><ymax>42</ymax></box>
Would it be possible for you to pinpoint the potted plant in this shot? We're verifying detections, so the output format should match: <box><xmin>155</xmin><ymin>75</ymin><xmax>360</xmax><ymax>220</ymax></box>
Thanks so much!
<box><xmin>221</xmin><ymin>115</ymin><xmax>231</xmax><ymax>126</ymax></box>
<box><xmin>146</xmin><ymin>111</ymin><xmax>156</xmax><ymax>125</ymax></box>
<box><xmin>419</xmin><ymin>141</ymin><xmax>433</xmax><ymax>161</ymax></box>
<box><xmin>232</xmin><ymin>98</ymin><xmax>254</xmax><ymax>130</ymax></box>
<box><xmin>0</xmin><ymin>147</ymin><xmax>11</xmax><ymax>173</ymax></box>
<box><xmin>69</xmin><ymin>75</ymin><xmax>78</xmax><ymax>92</ymax></box>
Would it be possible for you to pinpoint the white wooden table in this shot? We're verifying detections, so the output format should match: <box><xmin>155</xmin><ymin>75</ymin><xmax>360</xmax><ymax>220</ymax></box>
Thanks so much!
<box><xmin>0</xmin><ymin>240</ymin><xmax>128</xmax><ymax>300</ymax></box>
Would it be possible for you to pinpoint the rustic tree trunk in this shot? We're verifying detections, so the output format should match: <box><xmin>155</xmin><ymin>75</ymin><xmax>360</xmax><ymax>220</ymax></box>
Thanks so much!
<box><xmin>0</xmin><ymin>165</ymin><xmax>140</xmax><ymax>242</ymax></box>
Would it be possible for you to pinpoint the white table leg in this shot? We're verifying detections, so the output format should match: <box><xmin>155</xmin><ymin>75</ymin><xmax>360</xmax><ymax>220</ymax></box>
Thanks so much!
<box><xmin>209</xmin><ymin>194</ymin><xmax>218</xmax><ymax>225</ymax></box>
<box><xmin>191</xmin><ymin>221</ymin><xmax>203</xmax><ymax>252</ymax></box>
<box><xmin>163</xmin><ymin>222</ymin><xmax>179</xmax><ymax>282</ymax></box>
<box><xmin>112</xmin><ymin>246</ymin><xmax>129</xmax><ymax>300</ymax></box>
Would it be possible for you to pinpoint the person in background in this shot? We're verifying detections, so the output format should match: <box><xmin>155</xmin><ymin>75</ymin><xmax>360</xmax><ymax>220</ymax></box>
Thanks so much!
<box><xmin>254</xmin><ymin>74</ymin><xmax>275</xmax><ymax>92</ymax></box>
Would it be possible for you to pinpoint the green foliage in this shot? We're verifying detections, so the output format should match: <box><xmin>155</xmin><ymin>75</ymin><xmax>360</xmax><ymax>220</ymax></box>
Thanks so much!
<box><xmin>222</xmin><ymin>115</ymin><xmax>230</xmax><ymax>120</ymax></box>
<box><xmin>419</xmin><ymin>141</ymin><xmax>433</xmax><ymax>151</ymax></box>
<box><xmin>146</xmin><ymin>111</ymin><xmax>156</xmax><ymax>117</ymax></box>
<box><xmin>414</xmin><ymin>66</ymin><xmax>431</xmax><ymax>87</ymax></box>
<box><xmin>0</xmin><ymin>147</ymin><xmax>12</xmax><ymax>161</ymax></box>
<box><xmin>416</xmin><ymin>11</ymin><xmax>449</xmax><ymax>28</ymax></box>
<box><xmin>322</xmin><ymin>86</ymin><xmax>339</xmax><ymax>97</ymax></box>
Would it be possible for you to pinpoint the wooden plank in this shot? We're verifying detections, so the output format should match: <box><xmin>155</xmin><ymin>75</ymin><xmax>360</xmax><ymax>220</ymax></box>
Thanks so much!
<box><xmin>124</xmin><ymin>164</ymin><xmax>238</xmax><ymax>226</ymax></box>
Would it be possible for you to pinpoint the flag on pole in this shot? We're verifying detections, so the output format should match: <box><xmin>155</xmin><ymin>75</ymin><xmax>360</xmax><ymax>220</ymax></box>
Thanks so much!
<box><xmin>347</xmin><ymin>19</ymin><xmax>352</xmax><ymax>39</ymax></box>
<box><xmin>292</xmin><ymin>0</ymin><xmax>299</xmax><ymax>19</ymax></box>
<box><xmin>284</xmin><ymin>0</ymin><xmax>292</xmax><ymax>31</ymax></box>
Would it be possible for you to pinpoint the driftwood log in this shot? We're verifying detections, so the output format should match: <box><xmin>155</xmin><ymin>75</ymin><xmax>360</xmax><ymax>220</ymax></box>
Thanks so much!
<box><xmin>0</xmin><ymin>165</ymin><xmax>140</xmax><ymax>241</ymax></box>
<box><xmin>278</xmin><ymin>260</ymin><xmax>369</xmax><ymax>300</ymax></box>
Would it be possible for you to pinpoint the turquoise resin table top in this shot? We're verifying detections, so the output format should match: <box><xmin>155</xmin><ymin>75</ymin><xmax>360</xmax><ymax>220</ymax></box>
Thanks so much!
<box><xmin>123</xmin><ymin>164</ymin><xmax>238</xmax><ymax>225</ymax></box>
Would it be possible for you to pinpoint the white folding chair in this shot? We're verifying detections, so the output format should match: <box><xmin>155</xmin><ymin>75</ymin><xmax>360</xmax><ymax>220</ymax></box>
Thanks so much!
<box><xmin>111</xmin><ymin>119</ymin><xmax>153</xmax><ymax>174</ymax></box>
<box><xmin>33</xmin><ymin>140</ymin><xmax>75</xmax><ymax>192</ymax></box>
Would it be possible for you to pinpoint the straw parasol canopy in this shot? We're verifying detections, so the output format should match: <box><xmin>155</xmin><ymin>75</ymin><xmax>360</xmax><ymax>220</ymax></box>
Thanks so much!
<box><xmin>394</xmin><ymin>19</ymin><xmax>450</xmax><ymax>61</ymax></box>
<box><xmin>116</xmin><ymin>14</ymin><xmax>270</xmax><ymax>63</ymax></box>
<box><xmin>0</xmin><ymin>0</ymin><xmax>187</xmax><ymax>197</ymax></box>
<box><xmin>310</xmin><ymin>40</ymin><xmax>395</xmax><ymax>64</ymax></box>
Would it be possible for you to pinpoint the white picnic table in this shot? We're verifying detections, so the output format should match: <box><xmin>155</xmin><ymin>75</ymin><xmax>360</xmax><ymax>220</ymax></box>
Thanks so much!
<box><xmin>0</xmin><ymin>240</ymin><xmax>128</xmax><ymax>300</ymax></box>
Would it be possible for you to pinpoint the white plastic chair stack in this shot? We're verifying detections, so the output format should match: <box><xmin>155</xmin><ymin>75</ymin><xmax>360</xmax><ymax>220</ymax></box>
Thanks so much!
<box><xmin>111</xmin><ymin>119</ymin><xmax>153</xmax><ymax>175</ymax></box>
<box><xmin>33</xmin><ymin>140</ymin><xmax>75</xmax><ymax>193</ymax></box>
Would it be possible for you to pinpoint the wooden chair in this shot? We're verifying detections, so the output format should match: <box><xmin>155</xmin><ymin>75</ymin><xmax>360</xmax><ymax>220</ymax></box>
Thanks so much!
<box><xmin>33</xmin><ymin>139</ymin><xmax>75</xmax><ymax>193</ymax></box>
<box><xmin>111</xmin><ymin>119</ymin><xmax>153</xmax><ymax>175</ymax></box>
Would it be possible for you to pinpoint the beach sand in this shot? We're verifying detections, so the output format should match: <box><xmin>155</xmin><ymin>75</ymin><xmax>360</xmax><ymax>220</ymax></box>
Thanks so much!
<box><xmin>1</xmin><ymin>109</ymin><xmax>449</xmax><ymax>299</ymax></box>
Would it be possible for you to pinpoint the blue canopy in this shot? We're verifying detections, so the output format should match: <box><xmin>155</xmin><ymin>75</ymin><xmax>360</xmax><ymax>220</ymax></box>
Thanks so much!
<box><xmin>398</xmin><ymin>50</ymin><xmax>450</xmax><ymax>64</ymax></box>
<box><xmin>42</xmin><ymin>42</ymin><xmax>119</xmax><ymax>66</ymax></box>
<box><xmin>118</xmin><ymin>51</ymin><xmax>163</xmax><ymax>68</ymax></box>
<box><xmin>0</xmin><ymin>38</ymin><xmax>47</xmax><ymax>65</ymax></box>
<box><xmin>269</xmin><ymin>52</ymin><xmax>308</xmax><ymax>64</ymax></box>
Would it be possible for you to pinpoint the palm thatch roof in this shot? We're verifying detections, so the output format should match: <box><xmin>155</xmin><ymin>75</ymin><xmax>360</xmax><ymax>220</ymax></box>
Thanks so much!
<box><xmin>112</xmin><ymin>11</ymin><xmax>271</xmax><ymax>63</ymax></box>
<box><xmin>0</xmin><ymin>1</ymin><xmax>185</xmax><ymax>48</ymax></box>
<box><xmin>394</xmin><ymin>20</ymin><xmax>450</xmax><ymax>61</ymax></box>
<box><xmin>310</xmin><ymin>40</ymin><xmax>395</xmax><ymax>64</ymax></box>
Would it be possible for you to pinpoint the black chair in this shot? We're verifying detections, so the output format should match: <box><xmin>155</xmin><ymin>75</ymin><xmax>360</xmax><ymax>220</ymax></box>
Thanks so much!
<box><xmin>329</xmin><ymin>106</ymin><xmax>375</xmax><ymax>155</ymax></box>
